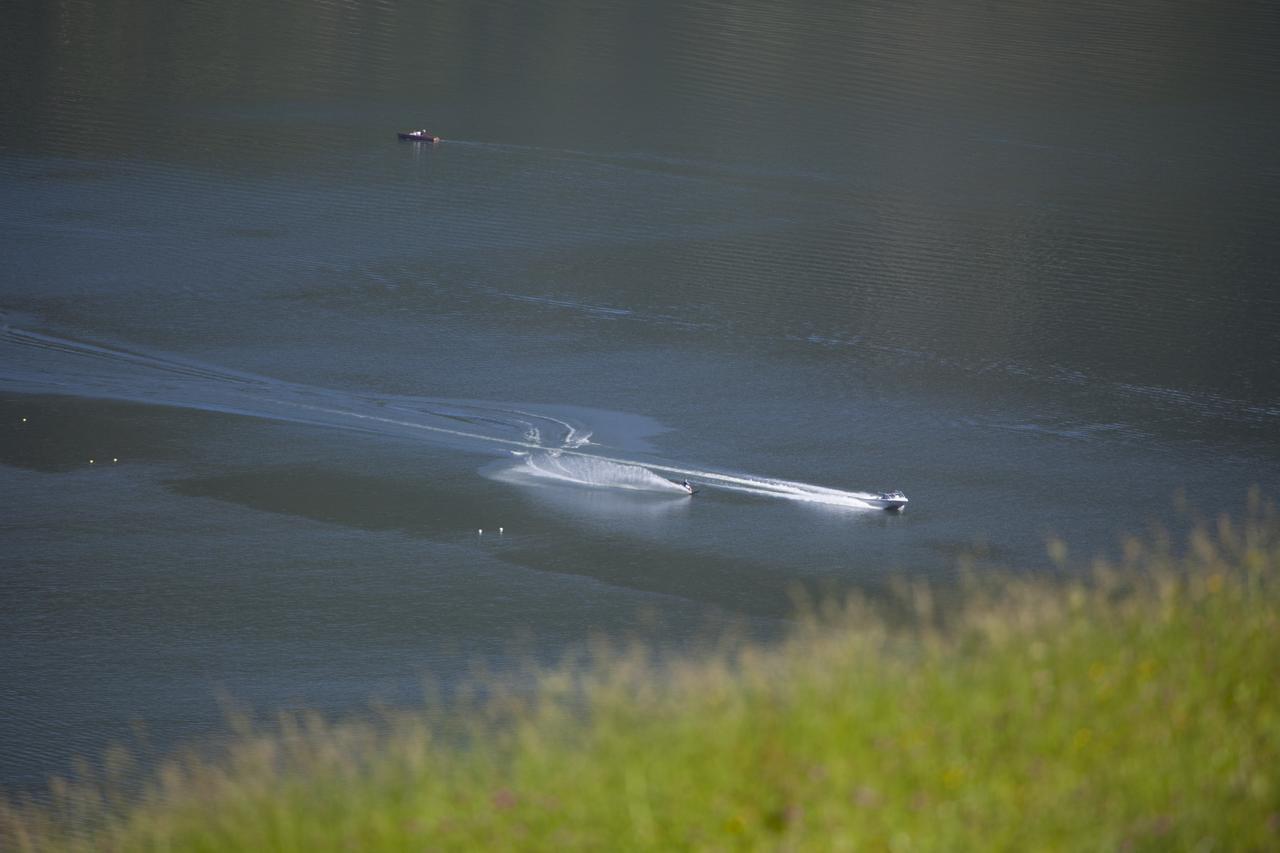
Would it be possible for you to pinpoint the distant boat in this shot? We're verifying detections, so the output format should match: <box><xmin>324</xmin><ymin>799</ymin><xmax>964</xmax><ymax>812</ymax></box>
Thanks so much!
<box><xmin>864</xmin><ymin>490</ymin><xmax>908</xmax><ymax>511</ymax></box>
<box><xmin>398</xmin><ymin>129</ymin><xmax>440</xmax><ymax>143</ymax></box>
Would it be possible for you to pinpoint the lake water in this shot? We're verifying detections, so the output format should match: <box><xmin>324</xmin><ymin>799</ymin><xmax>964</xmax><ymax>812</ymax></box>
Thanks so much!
<box><xmin>2</xmin><ymin>0</ymin><xmax>1279</xmax><ymax>790</ymax></box>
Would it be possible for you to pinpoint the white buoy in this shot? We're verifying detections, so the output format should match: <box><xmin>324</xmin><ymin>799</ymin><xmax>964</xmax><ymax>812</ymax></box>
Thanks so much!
<box><xmin>478</xmin><ymin>528</ymin><xmax>483</xmax><ymax>535</ymax></box>
<box><xmin>112</xmin><ymin>458</ymin><xmax>118</xmax><ymax>463</ymax></box>
<box><xmin>89</xmin><ymin>459</ymin><xmax>94</xmax><ymax>464</ymax></box>
<box><xmin>498</xmin><ymin>527</ymin><xmax>504</xmax><ymax>534</ymax></box>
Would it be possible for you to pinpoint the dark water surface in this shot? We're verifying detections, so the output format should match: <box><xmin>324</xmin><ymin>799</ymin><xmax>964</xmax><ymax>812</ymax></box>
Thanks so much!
<box><xmin>3</xmin><ymin>0</ymin><xmax>1279</xmax><ymax>789</ymax></box>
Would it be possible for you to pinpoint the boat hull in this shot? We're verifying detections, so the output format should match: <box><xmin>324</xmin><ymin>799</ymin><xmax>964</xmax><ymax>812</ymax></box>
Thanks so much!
<box><xmin>397</xmin><ymin>132</ymin><xmax>440</xmax><ymax>143</ymax></box>
<box><xmin>864</xmin><ymin>493</ymin><xmax>909</xmax><ymax>511</ymax></box>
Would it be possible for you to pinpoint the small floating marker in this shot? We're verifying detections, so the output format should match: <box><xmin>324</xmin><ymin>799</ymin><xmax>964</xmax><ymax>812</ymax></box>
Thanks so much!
<box><xmin>112</xmin><ymin>458</ymin><xmax>118</xmax><ymax>463</ymax></box>
<box><xmin>89</xmin><ymin>459</ymin><xmax>94</xmax><ymax>464</ymax></box>
<box><xmin>498</xmin><ymin>527</ymin><xmax>504</xmax><ymax>534</ymax></box>
<box><xmin>21</xmin><ymin>417</ymin><xmax>26</xmax><ymax>423</ymax></box>
<box><xmin>478</xmin><ymin>528</ymin><xmax>483</xmax><ymax>535</ymax></box>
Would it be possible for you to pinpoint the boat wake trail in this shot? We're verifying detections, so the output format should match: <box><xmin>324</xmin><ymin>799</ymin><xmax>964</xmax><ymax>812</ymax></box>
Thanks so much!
<box><xmin>485</xmin><ymin>449</ymin><xmax>887</xmax><ymax>510</ymax></box>
<box><xmin>0</xmin><ymin>320</ymin><xmax>592</xmax><ymax>453</ymax></box>
<box><xmin>0</xmin><ymin>318</ymin><xmax>886</xmax><ymax>512</ymax></box>
<box><xmin>497</xmin><ymin>451</ymin><xmax>691</xmax><ymax>494</ymax></box>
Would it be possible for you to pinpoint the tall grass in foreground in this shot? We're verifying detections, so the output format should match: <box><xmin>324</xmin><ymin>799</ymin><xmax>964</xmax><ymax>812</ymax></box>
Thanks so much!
<box><xmin>4</xmin><ymin>505</ymin><xmax>1279</xmax><ymax>851</ymax></box>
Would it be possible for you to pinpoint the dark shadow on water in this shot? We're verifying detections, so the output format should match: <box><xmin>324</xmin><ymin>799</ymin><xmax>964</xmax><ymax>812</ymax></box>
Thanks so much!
<box><xmin>3</xmin><ymin>393</ymin><xmax>913</xmax><ymax>618</ymax></box>
<box><xmin>169</xmin><ymin>466</ymin><xmax>494</xmax><ymax>537</ymax></box>
<box><xmin>0</xmin><ymin>395</ymin><xmax>201</xmax><ymax>473</ymax></box>
<box><xmin>168</xmin><ymin>465</ymin><xmax>848</xmax><ymax>620</ymax></box>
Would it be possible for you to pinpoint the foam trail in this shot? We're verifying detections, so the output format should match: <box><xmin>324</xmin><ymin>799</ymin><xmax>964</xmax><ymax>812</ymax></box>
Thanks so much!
<box><xmin>0</xmin><ymin>323</ymin><xmax>591</xmax><ymax>451</ymax></box>
<box><xmin>518</xmin><ymin>452</ymin><xmax>687</xmax><ymax>492</ymax></box>
<box><xmin>0</xmin><ymin>321</ymin><xmax>883</xmax><ymax>511</ymax></box>
<box><xmin>540</xmin><ymin>453</ymin><xmax>884</xmax><ymax>509</ymax></box>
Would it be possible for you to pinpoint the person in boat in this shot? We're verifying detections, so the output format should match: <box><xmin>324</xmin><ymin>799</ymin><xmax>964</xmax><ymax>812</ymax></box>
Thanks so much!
<box><xmin>680</xmin><ymin>479</ymin><xmax>692</xmax><ymax>492</ymax></box>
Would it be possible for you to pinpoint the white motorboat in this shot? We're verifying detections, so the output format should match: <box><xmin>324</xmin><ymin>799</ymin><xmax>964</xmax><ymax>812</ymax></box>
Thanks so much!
<box><xmin>864</xmin><ymin>490</ymin><xmax>908</xmax><ymax>511</ymax></box>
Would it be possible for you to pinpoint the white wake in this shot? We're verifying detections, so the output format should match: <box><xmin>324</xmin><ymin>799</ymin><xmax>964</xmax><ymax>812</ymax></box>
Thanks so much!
<box><xmin>1</xmin><ymin>319</ymin><xmax>892</xmax><ymax>512</ymax></box>
<box><xmin>513</xmin><ymin>451</ymin><xmax>689</xmax><ymax>493</ymax></box>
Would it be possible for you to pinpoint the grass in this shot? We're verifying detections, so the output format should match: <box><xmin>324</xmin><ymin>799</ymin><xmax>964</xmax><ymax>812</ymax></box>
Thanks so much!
<box><xmin>4</xmin><ymin>500</ymin><xmax>1279</xmax><ymax>851</ymax></box>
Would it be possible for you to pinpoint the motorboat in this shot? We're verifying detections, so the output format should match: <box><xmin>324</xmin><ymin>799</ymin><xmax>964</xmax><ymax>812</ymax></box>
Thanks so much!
<box><xmin>670</xmin><ymin>479</ymin><xmax>698</xmax><ymax>495</ymax></box>
<box><xmin>397</xmin><ymin>129</ymin><xmax>440</xmax><ymax>143</ymax></box>
<box><xmin>864</xmin><ymin>490</ymin><xmax>908</xmax><ymax>511</ymax></box>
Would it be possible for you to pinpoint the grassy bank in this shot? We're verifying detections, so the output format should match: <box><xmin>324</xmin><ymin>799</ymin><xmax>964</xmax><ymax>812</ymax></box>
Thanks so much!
<box><xmin>4</xmin><ymin>507</ymin><xmax>1279</xmax><ymax>851</ymax></box>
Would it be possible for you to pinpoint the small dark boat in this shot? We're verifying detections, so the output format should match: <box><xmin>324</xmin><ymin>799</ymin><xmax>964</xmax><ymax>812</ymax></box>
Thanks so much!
<box><xmin>398</xmin><ymin>129</ymin><xmax>440</xmax><ymax>143</ymax></box>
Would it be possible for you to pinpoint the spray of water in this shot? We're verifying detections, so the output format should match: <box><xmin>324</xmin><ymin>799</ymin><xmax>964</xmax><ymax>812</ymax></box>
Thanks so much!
<box><xmin>515</xmin><ymin>451</ymin><xmax>688</xmax><ymax>492</ymax></box>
